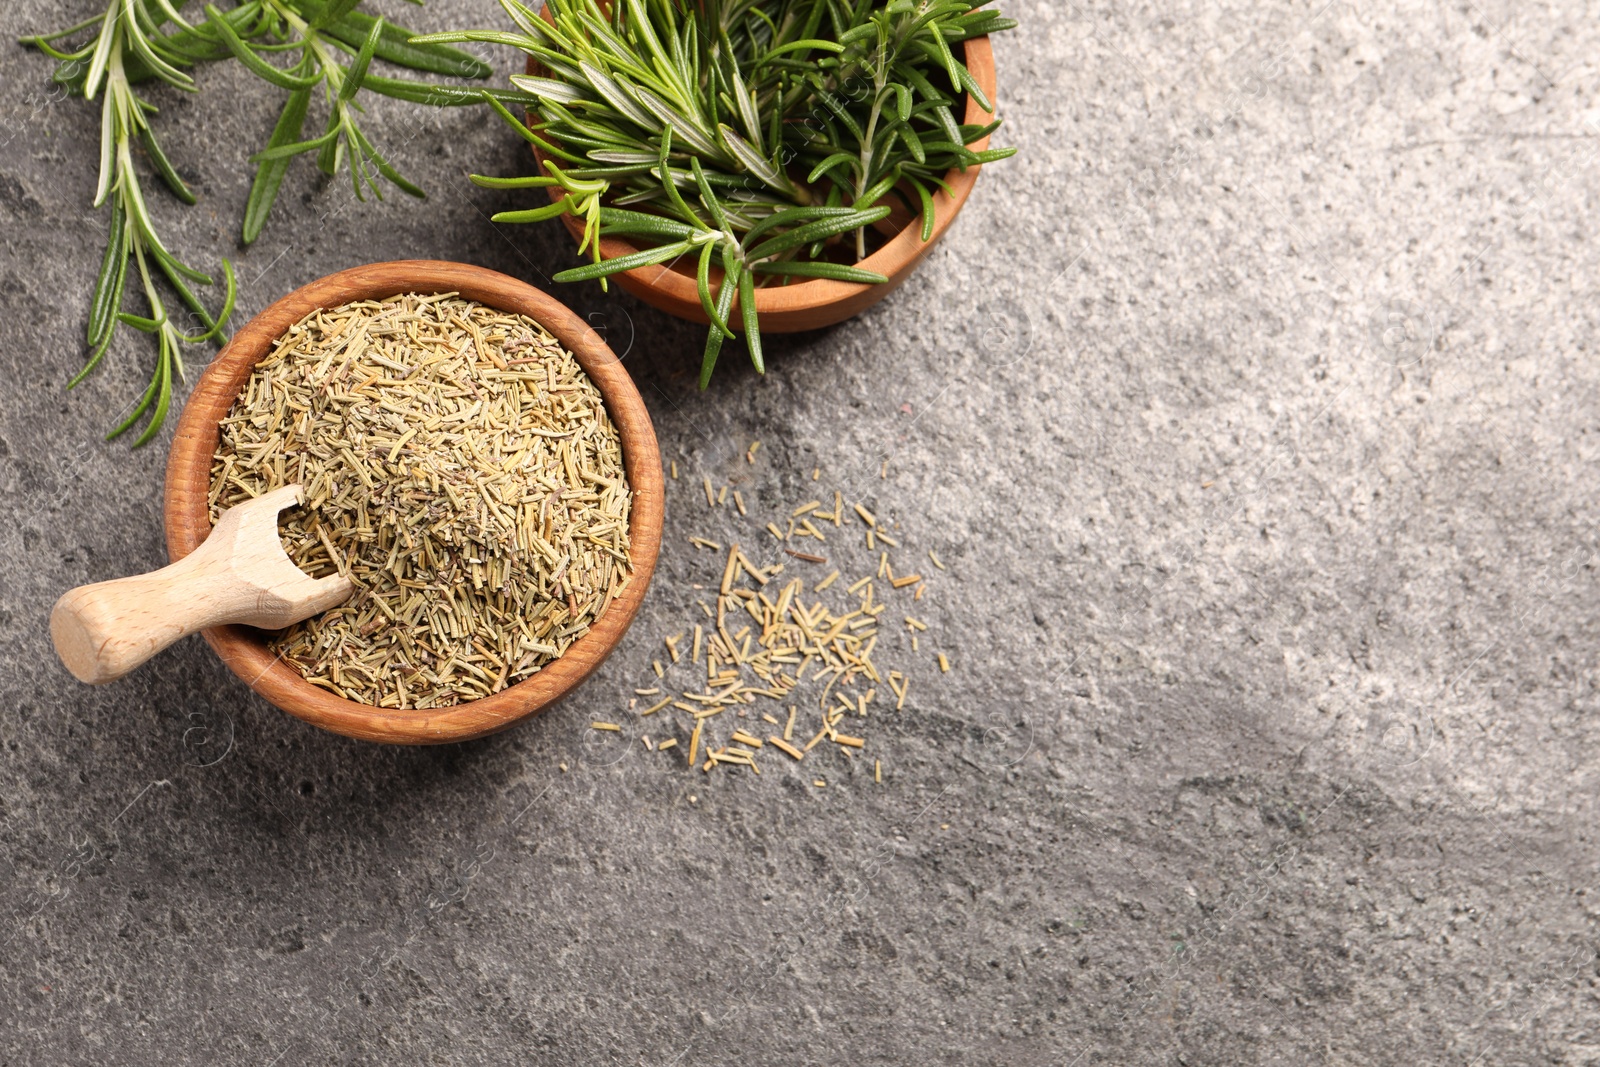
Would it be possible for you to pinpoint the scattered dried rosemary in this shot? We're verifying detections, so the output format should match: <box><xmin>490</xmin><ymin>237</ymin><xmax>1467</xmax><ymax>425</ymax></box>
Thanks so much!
<box><xmin>209</xmin><ymin>293</ymin><xmax>632</xmax><ymax>709</ymax></box>
<box><xmin>623</xmin><ymin>473</ymin><xmax>936</xmax><ymax>782</ymax></box>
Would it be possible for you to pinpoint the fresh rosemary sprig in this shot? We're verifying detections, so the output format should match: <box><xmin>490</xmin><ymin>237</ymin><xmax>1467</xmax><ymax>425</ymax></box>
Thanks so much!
<box><xmin>420</xmin><ymin>0</ymin><xmax>1016</xmax><ymax>386</ymax></box>
<box><xmin>20</xmin><ymin>0</ymin><xmax>524</xmax><ymax>445</ymax></box>
<box><xmin>23</xmin><ymin>2</ymin><xmax>238</xmax><ymax>445</ymax></box>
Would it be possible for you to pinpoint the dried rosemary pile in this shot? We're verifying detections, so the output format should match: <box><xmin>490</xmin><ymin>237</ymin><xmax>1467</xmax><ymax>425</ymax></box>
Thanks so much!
<box><xmin>209</xmin><ymin>293</ymin><xmax>633</xmax><ymax>709</ymax></box>
<box><xmin>602</xmin><ymin>470</ymin><xmax>944</xmax><ymax>783</ymax></box>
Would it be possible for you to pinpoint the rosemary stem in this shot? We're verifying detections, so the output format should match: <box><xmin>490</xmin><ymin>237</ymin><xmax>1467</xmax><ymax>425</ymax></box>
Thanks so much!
<box><xmin>855</xmin><ymin>61</ymin><xmax>889</xmax><ymax>260</ymax></box>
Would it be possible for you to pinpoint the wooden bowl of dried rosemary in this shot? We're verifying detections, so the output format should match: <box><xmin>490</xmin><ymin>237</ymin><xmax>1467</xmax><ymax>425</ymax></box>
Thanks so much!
<box><xmin>164</xmin><ymin>261</ymin><xmax>663</xmax><ymax>744</ymax></box>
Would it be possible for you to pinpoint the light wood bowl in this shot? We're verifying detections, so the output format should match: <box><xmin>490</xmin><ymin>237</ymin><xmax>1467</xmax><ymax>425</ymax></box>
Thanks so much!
<box><xmin>526</xmin><ymin>35</ymin><xmax>998</xmax><ymax>332</ymax></box>
<box><xmin>163</xmin><ymin>260</ymin><xmax>664</xmax><ymax>744</ymax></box>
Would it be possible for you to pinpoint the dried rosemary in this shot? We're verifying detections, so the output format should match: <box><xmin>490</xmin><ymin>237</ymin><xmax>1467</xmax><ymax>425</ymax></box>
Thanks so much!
<box><xmin>209</xmin><ymin>293</ymin><xmax>632</xmax><ymax>709</ymax></box>
<box><xmin>626</xmin><ymin>476</ymin><xmax>933</xmax><ymax>780</ymax></box>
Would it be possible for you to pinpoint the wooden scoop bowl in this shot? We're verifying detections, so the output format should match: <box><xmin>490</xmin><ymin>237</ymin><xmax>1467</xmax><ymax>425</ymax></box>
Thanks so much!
<box><xmin>51</xmin><ymin>485</ymin><xmax>352</xmax><ymax>685</ymax></box>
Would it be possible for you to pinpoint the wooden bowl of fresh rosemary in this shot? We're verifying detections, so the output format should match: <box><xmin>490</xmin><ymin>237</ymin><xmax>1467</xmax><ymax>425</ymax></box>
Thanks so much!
<box><xmin>421</xmin><ymin>0</ymin><xmax>1016</xmax><ymax>385</ymax></box>
<box><xmin>525</xmin><ymin>36</ymin><xmax>999</xmax><ymax>334</ymax></box>
<box><xmin>163</xmin><ymin>261</ymin><xmax>663</xmax><ymax>744</ymax></box>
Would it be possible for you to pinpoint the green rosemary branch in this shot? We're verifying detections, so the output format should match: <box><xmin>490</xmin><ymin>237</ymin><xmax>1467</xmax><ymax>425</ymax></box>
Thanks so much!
<box><xmin>23</xmin><ymin>1</ymin><xmax>237</xmax><ymax>445</ymax></box>
<box><xmin>420</xmin><ymin>0</ymin><xmax>1016</xmax><ymax>385</ymax></box>
<box><xmin>20</xmin><ymin>0</ymin><xmax>524</xmax><ymax>445</ymax></box>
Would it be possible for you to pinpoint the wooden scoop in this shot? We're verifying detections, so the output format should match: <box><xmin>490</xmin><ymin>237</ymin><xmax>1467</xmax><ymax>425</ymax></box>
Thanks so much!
<box><xmin>51</xmin><ymin>485</ymin><xmax>352</xmax><ymax>685</ymax></box>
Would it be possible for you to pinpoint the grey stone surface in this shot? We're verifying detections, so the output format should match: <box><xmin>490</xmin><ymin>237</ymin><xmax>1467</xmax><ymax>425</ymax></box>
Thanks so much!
<box><xmin>3</xmin><ymin>0</ymin><xmax>1600</xmax><ymax>1062</ymax></box>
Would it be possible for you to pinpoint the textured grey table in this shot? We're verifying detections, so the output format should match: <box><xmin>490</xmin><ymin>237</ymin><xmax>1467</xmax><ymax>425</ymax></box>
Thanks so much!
<box><xmin>4</xmin><ymin>1</ymin><xmax>1599</xmax><ymax>1063</ymax></box>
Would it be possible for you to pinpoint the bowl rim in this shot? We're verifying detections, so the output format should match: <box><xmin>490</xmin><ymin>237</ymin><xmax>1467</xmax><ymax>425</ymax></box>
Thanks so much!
<box><xmin>163</xmin><ymin>260</ymin><xmax>664</xmax><ymax>745</ymax></box>
<box><xmin>526</xmin><ymin>34</ymin><xmax>998</xmax><ymax>319</ymax></box>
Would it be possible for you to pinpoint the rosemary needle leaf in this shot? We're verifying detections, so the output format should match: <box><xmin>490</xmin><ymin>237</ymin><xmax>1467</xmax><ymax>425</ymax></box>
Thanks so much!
<box><xmin>360</xmin><ymin>75</ymin><xmax>536</xmax><ymax>108</ymax></box>
<box><xmin>71</xmin><ymin>331</ymin><xmax>117</xmax><ymax>391</ymax></box>
<box><xmin>853</xmin><ymin>171</ymin><xmax>902</xmax><ymax>212</ymax></box>
<box><xmin>727</xmin><ymin>59</ymin><xmax>760</xmax><ymax>143</ymax></box>
<box><xmin>700</xmin><ymin>319</ymin><xmax>725</xmax><ymax>389</ymax></box>
<box><xmin>812</xmin><ymin>89</ymin><xmax>863</xmax><ymax>142</ymax></box>
<box><xmin>700</xmin><ymin>249</ymin><xmax>741</xmax><ymax>389</ymax></box>
<box><xmin>741</xmin><ymin>206</ymin><xmax>859</xmax><ymax>248</ymax></box>
<box><xmin>479</xmin><ymin>91</ymin><xmax>583</xmax><ymax>160</ymax></box>
<box><xmin>136</xmin><ymin>127</ymin><xmax>196</xmax><ymax>204</ymax></box>
<box><xmin>153</xmin><ymin>255</ymin><xmax>220</xmax><ymax>331</ymax></box>
<box><xmin>107</xmin><ymin>359</ymin><xmax>162</xmax><ymax>443</ymax></box>
<box><xmin>338</xmin><ymin>16</ymin><xmax>383</xmax><ymax>105</ymax></box>
<box><xmin>654</xmin><ymin>127</ymin><xmax>702</xmax><ymax>229</ymax></box>
<box><xmin>242</xmin><ymin>87</ymin><xmax>311</xmax><ymax>244</ymax></box>
<box><xmin>911</xmin><ymin>177</ymin><xmax>936</xmax><ymax>241</ymax></box>
<box><xmin>738</xmin><ymin>266</ymin><xmax>763</xmax><ymax>375</ymax></box>
<box><xmin>419</xmin><ymin>29</ymin><xmax>555</xmax><ymax>52</ymax></box>
<box><xmin>807</xmin><ymin>150</ymin><xmax>859</xmax><ymax>185</ymax></box>
<box><xmin>970</xmin><ymin>146</ymin><xmax>1019</xmax><ymax>164</ymax></box>
<box><xmin>690</xmin><ymin>157</ymin><xmax>730</xmax><ymax>233</ymax></box>
<box><xmin>123</xmin><ymin>26</ymin><xmax>196</xmax><ymax>92</ymax></box>
<box><xmin>505</xmin><ymin>73</ymin><xmax>595</xmax><ymax>105</ymax></box>
<box><xmin>596</xmin><ymin>206</ymin><xmax>695</xmax><ymax>239</ymax></box>
<box><xmin>324</xmin><ymin>11</ymin><xmax>492</xmax><ymax>79</ymax></box>
<box><xmin>117</xmin><ymin>312</ymin><xmax>162</xmax><ymax>333</ymax></box>
<box><xmin>750</xmin><ymin>261</ymin><xmax>889</xmax><ymax>284</ymax></box>
<box><xmin>196</xmin><ymin>260</ymin><xmax>238</xmax><ymax>344</ymax></box>
<box><xmin>135</xmin><ymin>365</ymin><xmax>174</xmax><ymax>447</ymax></box>
<box><xmin>761</xmin><ymin>38</ymin><xmax>845</xmax><ymax>60</ymax></box>
<box><xmin>250</xmin><ymin>129</ymin><xmax>337</xmax><ymax>162</ymax></box>
<box><xmin>953</xmin><ymin>59</ymin><xmax>993</xmax><ymax>113</ymax></box>
<box><xmin>900</xmin><ymin>122</ymin><xmax>927</xmax><ymax>164</ymax></box>
<box><xmin>492</xmin><ymin>198</ymin><xmax>574</xmax><ymax>224</ymax></box>
<box><xmin>349</xmin><ymin>122</ymin><xmax>425</xmax><ymax>198</ymax></box>
<box><xmin>145</xmin><ymin>235</ymin><xmax>214</xmax><ymax>286</ymax></box>
<box><xmin>578</xmin><ymin>60</ymin><xmax>658</xmax><ymax>129</ymax></box>
<box><xmin>552</xmin><ymin>239</ymin><xmax>695</xmax><ymax>283</ymax></box>
<box><xmin>717</xmin><ymin>123</ymin><xmax>793</xmax><ymax>197</ymax></box>
<box><xmin>928</xmin><ymin>22</ymin><xmax>962</xmax><ymax>83</ymax></box>
<box><xmin>695</xmin><ymin>239</ymin><xmax>733</xmax><ymax>337</ymax></box>
<box><xmin>745</xmin><ymin>207</ymin><xmax>891</xmax><ymax>261</ymax></box>
<box><xmin>86</xmin><ymin>198</ymin><xmax>128</xmax><ymax>350</ymax></box>
<box><xmin>469</xmin><ymin>173</ymin><xmax>558</xmax><ymax>189</ymax></box>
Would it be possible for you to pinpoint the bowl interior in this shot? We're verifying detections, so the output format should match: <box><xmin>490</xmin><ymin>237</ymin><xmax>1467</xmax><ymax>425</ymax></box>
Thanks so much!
<box><xmin>163</xmin><ymin>260</ymin><xmax>663</xmax><ymax>744</ymax></box>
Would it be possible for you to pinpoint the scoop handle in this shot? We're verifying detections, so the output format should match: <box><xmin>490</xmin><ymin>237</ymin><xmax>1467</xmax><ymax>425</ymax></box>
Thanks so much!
<box><xmin>51</xmin><ymin>549</ymin><xmax>258</xmax><ymax>684</ymax></box>
<box><xmin>50</xmin><ymin>485</ymin><xmax>351</xmax><ymax>685</ymax></box>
